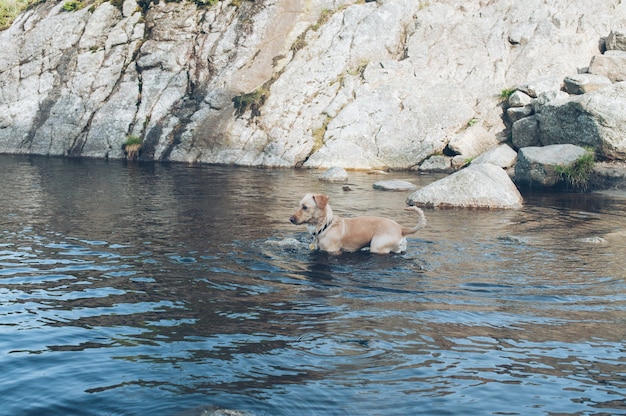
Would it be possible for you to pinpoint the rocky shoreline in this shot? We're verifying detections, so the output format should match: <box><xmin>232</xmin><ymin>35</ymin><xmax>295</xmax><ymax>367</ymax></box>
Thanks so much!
<box><xmin>1</xmin><ymin>0</ymin><xmax>625</xmax><ymax>207</ymax></box>
<box><xmin>409</xmin><ymin>29</ymin><xmax>626</xmax><ymax>207</ymax></box>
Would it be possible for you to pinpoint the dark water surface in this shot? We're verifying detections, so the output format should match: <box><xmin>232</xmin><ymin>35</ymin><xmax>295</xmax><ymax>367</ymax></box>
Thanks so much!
<box><xmin>1</xmin><ymin>155</ymin><xmax>625</xmax><ymax>415</ymax></box>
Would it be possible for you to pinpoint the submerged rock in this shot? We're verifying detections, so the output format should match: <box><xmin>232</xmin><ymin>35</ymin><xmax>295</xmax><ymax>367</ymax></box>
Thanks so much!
<box><xmin>406</xmin><ymin>164</ymin><xmax>523</xmax><ymax>209</ymax></box>
<box><xmin>319</xmin><ymin>166</ymin><xmax>349</xmax><ymax>182</ymax></box>
<box><xmin>372</xmin><ymin>179</ymin><xmax>417</xmax><ymax>191</ymax></box>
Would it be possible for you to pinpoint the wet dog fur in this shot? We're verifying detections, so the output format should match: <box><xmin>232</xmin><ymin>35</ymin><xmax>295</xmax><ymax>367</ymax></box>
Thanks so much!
<box><xmin>289</xmin><ymin>193</ymin><xmax>426</xmax><ymax>254</ymax></box>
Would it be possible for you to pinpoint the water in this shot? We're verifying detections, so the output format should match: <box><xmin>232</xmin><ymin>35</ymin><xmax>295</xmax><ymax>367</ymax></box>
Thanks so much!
<box><xmin>1</xmin><ymin>155</ymin><xmax>625</xmax><ymax>416</ymax></box>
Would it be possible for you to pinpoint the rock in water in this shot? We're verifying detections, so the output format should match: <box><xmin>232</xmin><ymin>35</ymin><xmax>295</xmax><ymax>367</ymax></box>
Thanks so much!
<box><xmin>406</xmin><ymin>164</ymin><xmax>523</xmax><ymax>209</ymax></box>
<box><xmin>319</xmin><ymin>166</ymin><xmax>349</xmax><ymax>182</ymax></box>
<box><xmin>372</xmin><ymin>180</ymin><xmax>417</xmax><ymax>191</ymax></box>
<box><xmin>514</xmin><ymin>144</ymin><xmax>587</xmax><ymax>188</ymax></box>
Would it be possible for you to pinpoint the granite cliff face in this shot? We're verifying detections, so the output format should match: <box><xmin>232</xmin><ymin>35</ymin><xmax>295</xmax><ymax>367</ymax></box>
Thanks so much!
<box><xmin>1</xmin><ymin>0</ymin><xmax>625</xmax><ymax>169</ymax></box>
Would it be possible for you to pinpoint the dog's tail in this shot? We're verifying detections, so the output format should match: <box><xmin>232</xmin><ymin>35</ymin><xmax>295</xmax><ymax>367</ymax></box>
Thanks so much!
<box><xmin>401</xmin><ymin>206</ymin><xmax>427</xmax><ymax>236</ymax></box>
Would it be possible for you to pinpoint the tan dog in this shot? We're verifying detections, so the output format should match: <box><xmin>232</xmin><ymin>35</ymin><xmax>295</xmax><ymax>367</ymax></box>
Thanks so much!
<box><xmin>289</xmin><ymin>193</ymin><xmax>426</xmax><ymax>254</ymax></box>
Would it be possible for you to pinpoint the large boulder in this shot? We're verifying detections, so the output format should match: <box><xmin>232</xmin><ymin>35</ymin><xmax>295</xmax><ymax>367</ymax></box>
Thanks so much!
<box><xmin>406</xmin><ymin>164</ymin><xmax>523</xmax><ymax>209</ymax></box>
<box><xmin>514</xmin><ymin>144</ymin><xmax>587</xmax><ymax>188</ymax></box>
<box><xmin>537</xmin><ymin>82</ymin><xmax>626</xmax><ymax>159</ymax></box>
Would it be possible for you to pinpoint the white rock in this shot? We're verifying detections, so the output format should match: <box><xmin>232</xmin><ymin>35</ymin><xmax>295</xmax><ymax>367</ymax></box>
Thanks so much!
<box><xmin>446</xmin><ymin>124</ymin><xmax>500</xmax><ymax>159</ymax></box>
<box><xmin>319</xmin><ymin>166</ymin><xmax>349</xmax><ymax>182</ymax></box>
<box><xmin>418</xmin><ymin>155</ymin><xmax>454</xmax><ymax>173</ymax></box>
<box><xmin>518</xmin><ymin>76</ymin><xmax>563</xmax><ymax>98</ymax></box>
<box><xmin>508</xmin><ymin>90</ymin><xmax>533</xmax><ymax>107</ymax></box>
<box><xmin>589</xmin><ymin>50</ymin><xmax>626</xmax><ymax>82</ymax></box>
<box><xmin>406</xmin><ymin>164</ymin><xmax>523</xmax><ymax>209</ymax></box>
<box><xmin>472</xmin><ymin>144</ymin><xmax>518</xmax><ymax>169</ymax></box>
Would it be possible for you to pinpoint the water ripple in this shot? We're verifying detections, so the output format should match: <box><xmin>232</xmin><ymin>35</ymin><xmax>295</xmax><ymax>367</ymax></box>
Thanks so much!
<box><xmin>1</xmin><ymin>159</ymin><xmax>626</xmax><ymax>416</ymax></box>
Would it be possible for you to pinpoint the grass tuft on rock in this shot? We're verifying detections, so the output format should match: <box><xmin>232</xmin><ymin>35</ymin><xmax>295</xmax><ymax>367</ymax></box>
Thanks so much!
<box><xmin>1</xmin><ymin>0</ymin><xmax>40</xmax><ymax>30</ymax></box>
<box><xmin>123</xmin><ymin>135</ymin><xmax>143</xmax><ymax>160</ymax></box>
<box><xmin>232</xmin><ymin>87</ymin><xmax>267</xmax><ymax>117</ymax></box>
<box><xmin>499</xmin><ymin>87</ymin><xmax>517</xmax><ymax>102</ymax></box>
<box><xmin>62</xmin><ymin>0</ymin><xmax>84</xmax><ymax>12</ymax></box>
<box><xmin>555</xmin><ymin>148</ymin><xmax>596</xmax><ymax>191</ymax></box>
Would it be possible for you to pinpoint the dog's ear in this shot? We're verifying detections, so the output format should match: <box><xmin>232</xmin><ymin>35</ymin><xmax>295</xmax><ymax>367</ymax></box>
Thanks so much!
<box><xmin>313</xmin><ymin>194</ymin><xmax>329</xmax><ymax>209</ymax></box>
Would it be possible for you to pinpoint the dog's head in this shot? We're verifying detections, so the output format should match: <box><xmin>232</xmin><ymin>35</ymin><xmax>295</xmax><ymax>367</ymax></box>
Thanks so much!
<box><xmin>289</xmin><ymin>193</ymin><xmax>330</xmax><ymax>226</ymax></box>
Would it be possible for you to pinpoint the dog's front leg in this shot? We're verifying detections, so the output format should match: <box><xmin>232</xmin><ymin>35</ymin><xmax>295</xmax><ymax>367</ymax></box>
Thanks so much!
<box><xmin>317</xmin><ymin>239</ymin><xmax>342</xmax><ymax>255</ymax></box>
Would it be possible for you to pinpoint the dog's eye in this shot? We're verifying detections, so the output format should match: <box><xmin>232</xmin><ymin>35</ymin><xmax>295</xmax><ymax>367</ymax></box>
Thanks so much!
<box><xmin>302</xmin><ymin>205</ymin><xmax>308</xmax><ymax>210</ymax></box>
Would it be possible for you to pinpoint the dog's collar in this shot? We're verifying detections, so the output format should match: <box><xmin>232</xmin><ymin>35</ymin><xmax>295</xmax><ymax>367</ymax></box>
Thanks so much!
<box><xmin>314</xmin><ymin>220</ymin><xmax>333</xmax><ymax>236</ymax></box>
<box><xmin>310</xmin><ymin>219</ymin><xmax>333</xmax><ymax>250</ymax></box>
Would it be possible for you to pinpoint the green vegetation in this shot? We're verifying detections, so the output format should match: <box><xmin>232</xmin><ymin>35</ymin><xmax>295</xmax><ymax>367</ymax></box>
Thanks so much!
<box><xmin>499</xmin><ymin>87</ymin><xmax>517</xmax><ymax>102</ymax></box>
<box><xmin>62</xmin><ymin>0</ymin><xmax>84</xmax><ymax>11</ymax></box>
<box><xmin>555</xmin><ymin>148</ymin><xmax>596</xmax><ymax>191</ymax></box>
<box><xmin>0</xmin><ymin>0</ymin><xmax>40</xmax><ymax>30</ymax></box>
<box><xmin>124</xmin><ymin>135</ymin><xmax>143</xmax><ymax>147</ymax></box>
<box><xmin>232</xmin><ymin>87</ymin><xmax>268</xmax><ymax>117</ymax></box>
<box><xmin>467</xmin><ymin>117</ymin><xmax>479</xmax><ymax>128</ymax></box>
<box><xmin>311</xmin><ymin>8</ymin><xmax>333</xmax><ymax>31</ymax></box>
<box><xmin>123</xmin><ymin>135</ymin><xmax>143</xmax><ymax>160</ymax></box>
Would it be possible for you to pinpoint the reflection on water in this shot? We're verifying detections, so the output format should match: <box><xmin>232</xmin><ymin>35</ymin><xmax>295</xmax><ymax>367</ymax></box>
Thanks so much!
<box><xmin>1</xmin><ymin>155</ymin><xmax>625</xmax><ymax>415</ymax></box>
